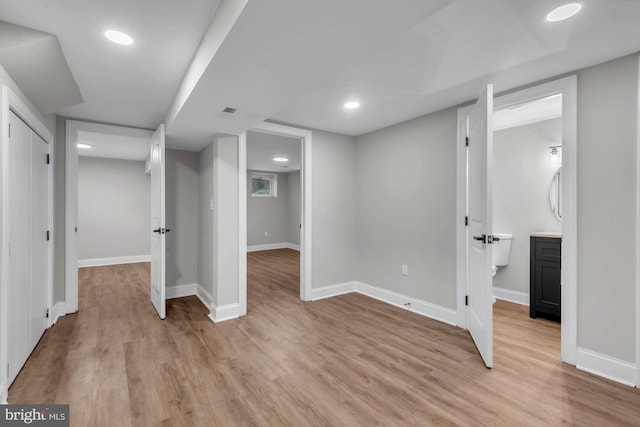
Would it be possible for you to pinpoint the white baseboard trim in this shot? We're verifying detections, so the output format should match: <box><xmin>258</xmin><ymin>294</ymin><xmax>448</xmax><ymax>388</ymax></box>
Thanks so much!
<box><xmin>50</xmin><ymin>302</ymin><xmax>66</xmax><ymax>326</ymax></box>
<box><xmin>166</xmin><ymin>283</ymin><xmax>198</xmax><ymax>299</ymax></box>
<box><xmin>576</xmin><ymin>347</ymin><xmax>637</xmax><ymax>387</ymax></box>
<box><xmin>310</xmin><ymin>281</ymin><xmax>457</xmax><ymax>326</ymax></box>
<box><xmin>493</xmin><ymin>287</ymin><xmax>529</xmax><ymax>306</ymax></box>
<box><xmin>78</xmin><ymin>255</ymin><xmax>151</xmax><ymax>267</ymax></box>
<box><xmin>311</xmin><ymin>282</ymin><xmax>356</xmax><ymax>300</ymax></box>
<box><xmin>196</xmin><ymin>285</ymin><xmax>213</xmax><ymax>309</ymax></box>
<box><xmin>247</xmin><ymin>242</ymin><xmax>299</xmax><ymax>252</ymax></box>
<box><xmin>355</xmin><ymin>282</ymin><xmax>458</xmax><ymax>326</ymax></box>
<box><xmin>166</xmin><ymin>283</ymin><xmax>213</xmax><ymax>310</ymax></box>
<box><xmin>208</xmin><ymin>303</ymin><xmax>240</xmax><ymax>323</ymax></box>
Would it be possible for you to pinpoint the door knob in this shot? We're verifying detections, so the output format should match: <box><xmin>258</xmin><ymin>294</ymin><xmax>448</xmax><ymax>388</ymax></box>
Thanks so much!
<box><xmin>153</xmin><ymin>228</ymin><xmax>162</xmax><ymax>233</ymax></box>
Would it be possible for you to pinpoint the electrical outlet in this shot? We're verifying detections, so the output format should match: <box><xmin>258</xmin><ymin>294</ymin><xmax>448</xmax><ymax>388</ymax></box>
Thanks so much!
<box><xmin>264</xmin><ymin>231</ymin><xmax>268</xmax><ymax>237</ymax></box>
<box><xmin>209</xmin><ymin>199</ymin><xmax>214</xmax><ymax>210</ymax></box>
<box><xmin>401</xmin><ymin>264</ymin><xmax>409</xmax><ymax>276</ymax></box>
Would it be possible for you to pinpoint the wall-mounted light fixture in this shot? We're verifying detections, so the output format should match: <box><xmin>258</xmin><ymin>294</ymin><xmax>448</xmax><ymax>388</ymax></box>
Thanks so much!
<box><xmin>549</xmin><ymin>145</ymin><xmax>562</xmax><ymax>164</ymax></box>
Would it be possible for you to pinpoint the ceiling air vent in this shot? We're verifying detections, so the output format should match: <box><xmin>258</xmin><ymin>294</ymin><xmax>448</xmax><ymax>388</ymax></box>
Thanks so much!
<box><xmin>222</xmin><ymin>107</ymin><xmax>238</xmax><ymax>114</ymax></box>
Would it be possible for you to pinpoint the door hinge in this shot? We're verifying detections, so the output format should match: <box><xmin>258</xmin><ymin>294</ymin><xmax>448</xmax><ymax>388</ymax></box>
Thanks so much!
<box><xmin>465</xmin><ymin>216</ymin><xmax>468</xmax><ymax>226</ymax></box>
<box><xmin>465</xmin><ymin>295</ymin><xmax>469</xmax><ymax>306</ymax></box>
<box><xmin>46</xmin><ymin>308</ymin><xmax>50</xmax><ymax>318</ymax></box>
<box><xmin>46</xmin><ymin>230</ymin><xmax>50</xmax><ymax>241</ymax></box>
<box><xmin>46</xmin><ymin>154</ymin><xmax>50</xmax><ymax>164</ymax></box>
<box><xmin>465</xmin><ymin>136</ymin><xmax>469</xmax><ymax>147</ymax></box>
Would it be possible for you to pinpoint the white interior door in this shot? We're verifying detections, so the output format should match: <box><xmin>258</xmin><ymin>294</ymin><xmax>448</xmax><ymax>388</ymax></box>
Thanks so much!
<box><xmin>467</xmin><ymin>85</ymin><xmax>494</xmax><ymax>368</ymax></box>
<box><xmin>30</xmin><ymin>131</ymin><xmax>48</xmax><ymax>350</ymax></box>
<box><xmin>8</xmin><ymin>112</ymin><xmax>31</xmax><ymax>385</ymax></box>
<box><xmin>7</xmin><ymin>112</ymin><xmax>48</xmax><ymax>385</ymax></box>
<box><xmin>150</xmin><ymin>124</ymin><xmax>166</xmax><ymax>319</ymax></box>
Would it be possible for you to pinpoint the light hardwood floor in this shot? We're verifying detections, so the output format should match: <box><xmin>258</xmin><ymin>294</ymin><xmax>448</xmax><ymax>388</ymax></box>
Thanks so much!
<box><xmin>9</xmin><ymin>249</ymin><xmax>640</xmax><ymax>426</ymax></box>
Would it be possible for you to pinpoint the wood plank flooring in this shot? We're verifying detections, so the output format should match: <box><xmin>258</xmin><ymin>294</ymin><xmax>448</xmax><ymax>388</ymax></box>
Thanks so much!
<box><xmin>9</xmin><ymin>249</ymin><xmax>640</xmax><ymax>426</ymax></box>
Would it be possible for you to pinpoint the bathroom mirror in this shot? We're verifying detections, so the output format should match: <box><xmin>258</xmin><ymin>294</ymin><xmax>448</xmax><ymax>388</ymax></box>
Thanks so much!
<box><xmin>549</xmin><ymin>167</ymin><xmax>562</xmax><ymax>221</ymax></box>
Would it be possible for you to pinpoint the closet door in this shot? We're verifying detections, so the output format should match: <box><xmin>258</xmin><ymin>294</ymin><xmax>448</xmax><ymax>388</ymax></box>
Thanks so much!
<box><xmin>30</xmin><ymin>132</ymin><xmax>48</xmax><ymax>350</ymax></box>
<box><xmin>7</xmin><ymin>111</ymin><xmax>32</xmax><ymax>385</ymax></box>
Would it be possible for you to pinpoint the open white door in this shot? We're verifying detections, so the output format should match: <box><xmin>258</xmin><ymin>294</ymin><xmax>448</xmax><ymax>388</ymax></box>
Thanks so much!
<box><xmin>150</xmin><ymin>124</ymin><xmax>166</xmax><ymax>319</ymax></box>
<box><xmin>467</xmin><ymin>85</ymin><xmax>494</xmax><ymax>368</ymax></box>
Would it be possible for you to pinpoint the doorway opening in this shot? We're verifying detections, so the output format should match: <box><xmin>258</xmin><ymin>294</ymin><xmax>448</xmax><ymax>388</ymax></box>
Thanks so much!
<box><xmin>456</xmin><ymin>76</ymin><xmax>578</xmax><ymax>367</ymax></box>
<box><xmin>491</xmin><ymin>94</ymin><xmax>564</xmax><ymax>363</ymax></box>
<box><xmin>245</xmin><ymin>130</ymin><xmax>302</xmax><ymax>307</ymax></box>
<box><xmin>65</xmin><ymin>121</ymin><xmax>163</xmax><ymax>316</ymax></box>
<box><xmin>238</xmin><ymin>122</ymin><xmax>312</xmax><ymax>316</ymax></box>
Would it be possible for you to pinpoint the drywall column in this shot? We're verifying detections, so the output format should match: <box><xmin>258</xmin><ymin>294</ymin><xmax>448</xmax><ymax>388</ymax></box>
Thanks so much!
<box><xmin>211</xmin><ymin>134</ymin><xmax>240</xmax><ymax>321</ymax></box>
<box><xmin>577</xmin><ymin>54</ymin><xmax>639</xmax><ymax>369</ymax></box>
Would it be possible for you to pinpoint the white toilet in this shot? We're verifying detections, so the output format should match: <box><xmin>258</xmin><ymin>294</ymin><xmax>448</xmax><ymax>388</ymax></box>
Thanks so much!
<box><xmin>492</xmin><ymin>233</ymin><xmax>513</xmax><ymax>276</ymax></box>
<box><xmin>492</xmin><ymin>233</ymin><xmax>513</xmax><ymax>303</ymax></box>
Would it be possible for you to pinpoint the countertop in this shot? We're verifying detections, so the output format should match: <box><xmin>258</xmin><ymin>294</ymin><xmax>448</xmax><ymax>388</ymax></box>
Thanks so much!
<box><xmin>530</xmin><ymin>232</ymin><xmax>562</xmax><ymax>238</ymax></box>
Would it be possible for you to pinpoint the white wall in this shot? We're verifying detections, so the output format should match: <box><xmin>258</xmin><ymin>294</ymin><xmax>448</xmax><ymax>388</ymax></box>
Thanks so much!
<box><xmin>247</xmin><ymin>170</ymin><xmax>290</xmax><ymax>246</ymax></box>
<box><xmin>214</xmin><ymin>135</ymin><xmax>239</xmax><ymax>306</ymax></box>
<box><xmin>576</xmin><ymin>54</ymin><xmax>638</xmax><ymax>363</ymax></box>
<box><xmin>198</xmin><ymin>143</ymin><xmax>214</xmax><ymax>297</ymax></box>
<box><xmin>166</xmin><ymin>149</ymin><xmax>199</xmax><ymax>287</ymax></box>
<box><xmin>311</xmin><ymin>130</ymin><xmax>358</xmax><ymax>288</ymax></box>
<box><xmin>354</xmin><ymin>108</ymin><xmax>458</xmax><ymax>309</ymax></box>
<box><xmin>77</xmin><ymin>157</ymin><xmax>150</xmax><ymax>261</ymax></box>
<box><xmin>288</xmin><ymin>170</ymin><xmax>301</xmax><ymax>245</ymax></box>
<box><xmin>493</xmin><ymin>119</ymin><xmax>562</xmax><ymax>294</ymax></box>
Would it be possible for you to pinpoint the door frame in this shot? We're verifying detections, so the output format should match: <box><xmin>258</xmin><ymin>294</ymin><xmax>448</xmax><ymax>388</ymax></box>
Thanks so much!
<box><xmin>456</xmin><ymin>75</ymin><xmax>578</xmax><ymax>365</ymax></box>
<box><xmin>0</xmin><ymin>86</ymin><xmax>54</xmax><ymax>403</ymax></box>
<box><xmin>65</xmin><ymin>120</ymin><xmax>153</xmax><ymax>314</ymax></box>
<box><xmin>238</xmin><ymin>122</ymin><xmax>312</xmax><ymax>314</ymax></box>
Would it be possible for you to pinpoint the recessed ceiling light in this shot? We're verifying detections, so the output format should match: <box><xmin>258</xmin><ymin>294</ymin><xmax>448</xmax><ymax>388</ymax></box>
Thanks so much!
<box><xmin>545</xmin><ymin>3</ymin><xmax>582</xmax><ymax>22</ymax></box>
<box><xmin>105</xmin><ymin>30</ymin><xmax>134</xmax><ymax>46</ymax></box>
<box><xmin>344</xmin><ymin>101</ymin><xmax>360</xmax><ymax>109</ymax></box>
<box><xmin>273</xmin><ymin>157</ymin><xmax>289</xmax><ymax>162</ymax></box>
<box><xmin>77</xmin><ymin>143</ymin><xmax>92</xmax><ymax>149</ymax></box>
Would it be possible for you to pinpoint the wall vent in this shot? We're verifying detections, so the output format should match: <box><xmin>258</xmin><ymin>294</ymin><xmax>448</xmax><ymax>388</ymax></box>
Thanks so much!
<box><xmin>222</xmin><ymin>107</ymin><xmax>238</xmax><ymax>114</ymax></box>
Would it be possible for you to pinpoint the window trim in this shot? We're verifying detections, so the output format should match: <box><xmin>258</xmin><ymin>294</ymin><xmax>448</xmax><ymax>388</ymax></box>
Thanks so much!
<box><xmin>250</xmin><ymin>172</ymin><xmax>278</xmax><ymax>197</ymax></box>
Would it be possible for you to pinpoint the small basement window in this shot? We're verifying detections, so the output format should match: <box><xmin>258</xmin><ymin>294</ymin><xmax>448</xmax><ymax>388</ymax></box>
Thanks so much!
<box><xmin>251</xmin><ymin>173</ymin><xmax>277</xmax><ymax>197</ymax></box>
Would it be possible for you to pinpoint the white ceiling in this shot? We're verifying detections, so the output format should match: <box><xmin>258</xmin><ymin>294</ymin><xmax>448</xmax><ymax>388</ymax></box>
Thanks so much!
<box><xmin>247</xmin><ymin>131</ymin><xmax>301</xmax><ymax>173</ymax></box>
<box><xmin>494</xmin><ymin>94</ymin><xmax>562</xmax><ymax>131</ymax></box>
<box><xmin>272</xmin><ymin>0</ymin><xmax>640</xmax><ymax>136</ymax></box>
<box><xmin>1</xmin><ymin>0</ymin><xmax>640</xmax><ymax>149</ymax></box>
<box><xmin>77</xmin><ymin>130</ymin><xmax>150</xmax><ymax>162</ymax></box>
<box><xmin>0</xmin><ymin>0</ymin><xmax>219</xmax><ymax>129</ymax></box>
<box><xmin>0</xmin><ymin>22</ymin><xmax>82</xmax><ymax>114</ymax></box>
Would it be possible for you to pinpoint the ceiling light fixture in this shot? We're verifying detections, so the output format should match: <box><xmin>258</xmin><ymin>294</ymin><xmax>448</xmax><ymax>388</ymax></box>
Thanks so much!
<box><xmin>77</xmin><ymin>143</ymin><xmax>92</xmax><ymax>149</ymax></box>
<box><xmin>545</xmin><ymin>3</ymin><xmax>582</xmax><ymax>22</ymax></box>
<box><xmin>344</xmin><ymin>101</ymin><xmax>360</xmax><ymax>109</ymax></box>
<box><xmin>273</xmin><ymin>157</ymin><xmax>289</xmax><ymax>162</ymax></box>
<box><xmin>105</xmin><ymin>30</ymin><xmax>134</xmax><ymax>46</ymax></box>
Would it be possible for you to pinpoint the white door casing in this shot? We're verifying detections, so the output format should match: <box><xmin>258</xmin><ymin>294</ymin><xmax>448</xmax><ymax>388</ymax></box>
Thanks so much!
<box><xmin>466</xmin><ymin>85</ymin><xmax>494</xmax><ymax>368</ymax></box>
<box><xmin>150</xmin><ymin>124</ymin><xmax>166</xmax><ymax>319</ymax></box>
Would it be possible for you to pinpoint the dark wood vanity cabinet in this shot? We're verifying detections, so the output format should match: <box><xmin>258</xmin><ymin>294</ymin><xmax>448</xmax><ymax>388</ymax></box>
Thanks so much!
<box><xmin>530</xmin><ymin>236</ymin><xmax>561</xmax><ymax>322</ymax></box>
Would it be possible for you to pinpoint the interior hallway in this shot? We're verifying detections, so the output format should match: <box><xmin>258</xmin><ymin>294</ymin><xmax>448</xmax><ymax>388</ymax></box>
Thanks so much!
<box><xmin>7</xmin><ymin>252</ymin><xmax>640</xmax><ymax>425</ymax></box>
